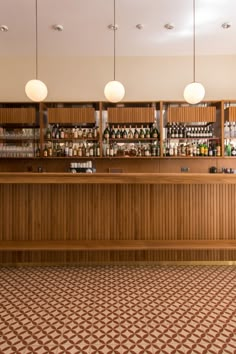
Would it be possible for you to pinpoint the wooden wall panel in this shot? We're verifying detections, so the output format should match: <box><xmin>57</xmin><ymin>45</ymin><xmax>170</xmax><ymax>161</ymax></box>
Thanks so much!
<box><xmin>0</xmin><ymin>183</ymin><xmax>236</xmax><ymax>263</ymax></box>
<box><xmin>47</xmin><ymin>107</ymin><xmax>95</xmax><ymax>123</ymax></box>
<box><xmin>167</xmin><ymin>106</ymin><xmax>216</xmax><ymax>123</ymax></box>
<box><xmin>107</xmin><ymin>107</ymin><xmax>155</xmax><ymax>123</ymax></box>
<box><xmin>224</xmin><ymin>107</ymin><xmax>236</xmax><ymax>122</ymax></box>
<box><xmin>0</xmin><ymin>108</ymin><xmax>36</xmax><ymax>124</ymax></box>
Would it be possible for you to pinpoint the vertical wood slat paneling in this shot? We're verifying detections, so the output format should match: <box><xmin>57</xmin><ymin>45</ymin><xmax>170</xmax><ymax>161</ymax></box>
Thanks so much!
<box><xmin>47</xmin><ymin>107</ymin><xmax>95</xmax><ymax>123</ymax></box>
<box><xmin>0</xmin><ymin>183</ymin><xmax>236</xmax><ymax>263</ymax></box>
<box><xmin>0</xmin><ymin>108</ymin><xmax>36</xmax><ymax>124</ymax></box>
<box><xmin>167</xmin><ymin>106</ymin><xmax>216</xmax><ymax>123</ymax></box>
<box><xmin>107</xmin><ymin>107</ymin><xmax>155</xmax><ymax>123</ymax></box>
<box><xmin>224</xmin><ymin>107</ymin><xmax>236</xmax><ymax>122</ymax></box>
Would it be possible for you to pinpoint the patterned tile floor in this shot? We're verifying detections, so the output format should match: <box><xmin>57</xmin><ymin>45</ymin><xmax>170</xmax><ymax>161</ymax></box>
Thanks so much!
<box><xmin>0</xmin><ymin>265</ymin><xmax>236</xmax><ymax>354</ymax></box>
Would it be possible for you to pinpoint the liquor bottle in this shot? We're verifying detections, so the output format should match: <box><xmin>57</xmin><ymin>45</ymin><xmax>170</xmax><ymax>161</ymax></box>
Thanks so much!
<box><xmin>208</xmin><ymin>142</ymin><xmax>213</xmax><ymax>156</ymax></box>
<box><xmin>87</xmin><ymin>129</ymin><xmax>93</xmax><ymax>138</ymax></box>
<box><xmin>51</xmin><ymin>124</ymin><xmax>56</xmax><ymax>139</ymax></box>
<box><xmin>74</xmin><ymin>126</ymin><xmax>78</xmax><ymax>138</ymax></box>
<box><xmin>204</xmin><ymin>142</ymin><xmax>208</xmax><ymax>156</ymax></box>
<box><xmin>166</xmin><ymin>122</ymin><xmax>171</xmax><ymax>138</ymax></box>
<box><xmin>78</xmin><ymin>126</ymin><xmax>83</xmax><ymax>138</ymax></box>
<box><xmin>174</xmin><ymin>144</ymin><xmax>178</xmax><ymax>156</ymax></box>
<box><xmin>193</xmin><ymin>143</ymin><xmax>197</xmax><ymax>156</ymax></box>
<box><xmin>85</xmin><ymin>146</ymin><xmax>90</xmax><ymax>157</ymax></box>
<box><xmin>139</xmin><ymin>125</ymin><xmax>145</xmax><ymax>139</ymax></box>
<box><xmin>43</xmin><ymin>145</ymin><xmax>48</xmax><ymax>157</ymax></box>
<box><xmin>110</xmin><ymin>125</ymin><xmax>116</xmax><ymax>139</ymax></box>
<box><xmin>183</xmin><ymin>125</ymin><xmax>187</xmax><ymax>138</ymax></box>
<box><xmin>73</xmin><ymin>144</ymin><xmax>77</xmax><ymax>156</ymax></box>
<box><xmin>226</xmin><ymin>142</ymin><xmax>232</xmax><ymax>156</ymax></box>
<box><xmin>89</xmin><ymin>145</ymin><xmax>94</xmax><ymax>157</ymax></box>
<box><xmin>165</xmin><ymin>142</ymin><xmax>170</xmax><ymax>156</ymax></box>
<box><xmin>64</xmin><ymin>128</ymin><xmax>69</xmax><ymax>139</ymax></box>
<box><xmin>151</xmin><ymin>143</ymin><xmax>157</xmax><ymax>156</ymax></box>
<box><xmin>200</xmin><ymin>143</ymin><xmax>205</xmax><ymax>156</ymax></box>
<box><xmin>122</xmin><ymin>125</ymin><xmax>128</xmax><ymax>139</ymax></box>
<box><xmin>55</xmin><ymin>124</ymin><xmax>60</xmax><ymax>139</ymax></box>
<box><xmin>46</xmin><ymin>127</ymin><xmax>51</xmax><ymax>139</ymax></box>
<box><xmin>96</xmin><ymin>143</ymin><xmax>100</xmax><ymax>157</ymax></box>
<box><xmin>36</xmin><ymin>145</ymin><xmax>40</xmax><ymax>157</ymax></box>
<box><xmin>103</xmin><ymin>124</ymin><xmax>110</xmax><ymax>140</ymax></box>
<box><xmin>216</xmin><ymin>143</ymin><xmax>221</xmax><ymax>157</ymax></box>
<box><xmin>116</xmin><ymin>125</ymin><xmax>121</xmax><ymax>139</ymax></box>
<box><xmin>231</xmin><ymin>145</ymin><xmax>236</xmax><ymax>156</ymax></box>
<box><xmin>106</xmin><ymin>144</ymin><xmax>110</xmax><ymax>156</ymax></box>
<box><xmin>196</xmin><ymin>143</ymin><xmax>200</xmax><ymax>156</ymax></box>
<box><xmin>128</xmin><ymin>125</ymin><xmax>133</xmax><ymax>139</ymax></box>
<box><xmin>175</xmin><ymin>124</ymin><xmax>179</xmax><ymax>138</ymax></box>
<box><xmin>82</xmin><ymin>128</ymin><xmax>87</xmax><ymax>138</ymax></box>
<box><xmin>145</xmin><ymin>126</ymin><xmax>150</xmax><ymax>138</ymax></box>
<box><xmin>134</xmin><ymin>126</ymin><xmax>139</xmax><ymax>139</ymax></box>
<box><xmin>156</xmin><ymin>143</ymin><xmax>160</xmax><ymax>156</ymax></box>
<box><xmin>64</xmin><ymin>142</ymin><xmax>69</xmax><ymax>157</ymax></box>
<box><xmin>110</xmin><ymin>144</ymin><xmax>114</xmax><ymax>157</ymax></box>
<box><xmin>60</xmin><ymin>127</ymin><xmax>65</xmax><ymax>139</ymax></box>
<box><xmin>179</xmin><ymin>124</ymin><xmax>183</xmax><ymax>138</ymax></box>
<box><xmin>151</xmin><ymin>124</ymin><xmax>159</xmax><ymax>139</ymax></box>
<box><xmin>78</xmin><ymin>145</ymin><xmax>82</xmax><ymax>157</ymax></box>
<box><xmin>93</xmin><ymin>126</ymin><xmax>97</xmax><ymax>139</ymax></box>
<box><xmin>172</xmin><ymin>123</ymin><xmax>176</xmax><ymax>138</ymax></box>
<box><xmin>188</xmin><ymin>143</ymin><xmax>193</xmax><ymax>157</ymax></box>
<box><xmin>144</xmin><ymin>145</ymin><xmax>150</xmax><ymax>156</ymax></box>
<box><xmin>47</xmin><ymin>142</ymin><xmax>52</xmax><ymax>157</ymax></box>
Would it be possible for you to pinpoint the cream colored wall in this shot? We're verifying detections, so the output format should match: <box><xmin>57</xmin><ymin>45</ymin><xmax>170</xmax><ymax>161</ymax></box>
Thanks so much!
<box><xmin>0</xmin><ymin>55</ymin><xmax>236</xmax><ymax>102</ymax></box>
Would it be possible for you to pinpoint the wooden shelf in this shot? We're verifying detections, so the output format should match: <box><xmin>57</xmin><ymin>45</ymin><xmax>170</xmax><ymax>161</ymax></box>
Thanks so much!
<box><xmin>44</xmin><ymin>138</ymin><xmax>99</xmax><ymax>142</ymax></box>
<box><xmin>104</xmin><ymin>138</ymin><xmax>159</xmax><ymax>142</ymax></box>
<box><xmin>1</xmin><ymin>240</ymin><xmax>236</xmax><ymax>251</ymax></box>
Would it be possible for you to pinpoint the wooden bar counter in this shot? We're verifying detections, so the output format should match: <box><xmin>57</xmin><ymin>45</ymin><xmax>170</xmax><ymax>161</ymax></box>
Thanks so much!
<box><xmin>0</xmin><ymin>173</ymin><xmax>236</xmax><ymax>264</ymax></box>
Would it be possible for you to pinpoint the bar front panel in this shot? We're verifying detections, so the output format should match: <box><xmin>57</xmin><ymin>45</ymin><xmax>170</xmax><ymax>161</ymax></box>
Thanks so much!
<box><xmin>0</xmin><ymin>182</ymin><xmax>235</xmax><ymax>263</ymax></box>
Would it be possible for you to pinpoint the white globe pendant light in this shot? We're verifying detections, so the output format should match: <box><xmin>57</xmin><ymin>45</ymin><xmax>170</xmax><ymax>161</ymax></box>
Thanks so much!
<box><xmin>104</xmin><ymin>0</ymin><xmax>125</xmax><ymax>103</ymax></box>
<box><xmin>183</xmin><ymin>82</ymin><xmax>205</xmax><ymax>105</ymax></box>
<box><xmin>25</xmin><ymin>79</ymin><xmax>48</xmax><ymax>102</ymax></box>
<box><xmin>25</xmin><ymin>0</ymin><xmax>48</xmax><ymax>102</ymax></box>
<box><xmin>104</xmin><ymin>80</ymin><xmax>125</xmax><ymax>103</ymax></box>
<box><xmin>183</xmin><ymin>0</ymin><xmax>205</xmax><ymax>104</ymax></box>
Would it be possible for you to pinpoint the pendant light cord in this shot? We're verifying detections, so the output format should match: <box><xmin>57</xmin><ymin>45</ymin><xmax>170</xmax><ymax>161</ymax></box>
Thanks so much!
<box><xmin>193</xmin><ymin>0</ymin><xmax>195</xmax><ymax>82</ymax></box>
<box><xmin>35</xmin><ymin>0</ymin><xmax>38</xmax><ymax>79</ymax></box>
<box><xmin>113</xmin><ymin>0</ymin><xmax>116</xmax><ymax>81</ymax></box>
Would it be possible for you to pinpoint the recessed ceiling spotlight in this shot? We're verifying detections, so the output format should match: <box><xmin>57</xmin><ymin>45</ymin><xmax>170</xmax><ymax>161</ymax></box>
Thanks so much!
<box><xmin>221</xmin><ymin>22</ymin><xmax>231</xmax><ymax>29</ymax></box>
<box><xmin>0</xmin><ymin>25</ymin><xmax>8</xmax><ymax>32</ymax></box>
<box><xmin>108</xmin><ymin>24</ymin><xmax>118</xmax><ymax>31</ymax></box>
<box><xmin>164</xmin><ymin>23</ymin><xmax>174</xmax><ymax>30</ymax></box>
<box><xmin>53</xmin><ymin>24</ymin><xmax>64</xmax><ymax>31</ymax></box>
<box><xmin>136</xmin><ymin>24</ymin><xmax>144</xmax><ymax>30</ymax></box>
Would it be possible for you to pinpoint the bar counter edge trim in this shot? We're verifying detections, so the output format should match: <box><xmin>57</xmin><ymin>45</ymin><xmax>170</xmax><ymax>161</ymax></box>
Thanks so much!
<box><xmin>0</xmin><ymin>173</ymin><xmax>236</xmax><ymax>184</ymax></box>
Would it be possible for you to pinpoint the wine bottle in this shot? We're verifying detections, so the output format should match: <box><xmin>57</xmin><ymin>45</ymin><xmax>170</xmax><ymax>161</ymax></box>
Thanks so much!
<box><xmin>103</xmin><ymin>124</ymin><xmax>110</xmax><ymax>140</ymax></box>
<box><xmin>134</xmin><ymin>126</ymin><xmax>139</xmax><ymax>139</ymax></box>
<box><xmin>122</xmin><ymin>125</ymin><xmax>128</xmax><ymax>139</ymax></box>
<box><xmin>139</xmin><ymin>125</ymin><xmax>145</xmax><ymax>139</ymax></box>
<box><xmin>116</xmin><ymin>125</ymin><xmax>121</xmax><ymax>139</ymax></box>
<box><xmin>145</xmin><ymin>126</ymin><xmax>150</xmax><ymax>138</ymax></box>
<box><xmin>128</xmin><ymin>125</ymin><xmax>133</xmax><ymax>139</ymax></box>
<box><xmin>110</xmin><ymin>125</ymin><xmax>116</xmax><ymax>139</ymax></box>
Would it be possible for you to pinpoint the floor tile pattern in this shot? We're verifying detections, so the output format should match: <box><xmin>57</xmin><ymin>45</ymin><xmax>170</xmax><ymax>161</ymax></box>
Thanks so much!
<box><xmin>0</xmin><ymin>265</ymin><xmax>235</xmax><ymax>353</ymax></box>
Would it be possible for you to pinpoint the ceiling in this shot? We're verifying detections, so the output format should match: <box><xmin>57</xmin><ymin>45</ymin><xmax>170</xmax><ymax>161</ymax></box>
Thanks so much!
<box><xmin>0</xmin><ymin>0</ymin><xmax>236</xmax><ymax>57</ymax></box>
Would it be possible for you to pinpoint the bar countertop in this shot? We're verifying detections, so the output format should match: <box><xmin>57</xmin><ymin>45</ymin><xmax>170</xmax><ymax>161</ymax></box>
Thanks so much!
<box><xmin>0</xmin><ymin>172</ymin><xmax>236</xmax><ymax>184</ymax></box>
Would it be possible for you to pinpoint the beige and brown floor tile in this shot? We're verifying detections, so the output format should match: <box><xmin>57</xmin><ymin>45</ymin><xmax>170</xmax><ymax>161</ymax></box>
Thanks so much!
<box><xmin>0</xmin><ymin>265</ymin><xmax>235</xmax><ymax>353</ymax></box>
